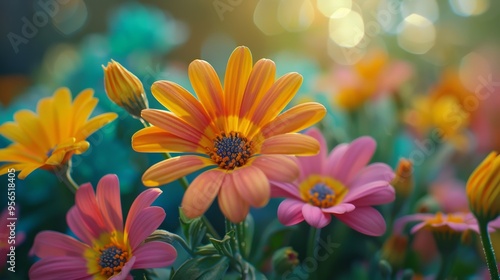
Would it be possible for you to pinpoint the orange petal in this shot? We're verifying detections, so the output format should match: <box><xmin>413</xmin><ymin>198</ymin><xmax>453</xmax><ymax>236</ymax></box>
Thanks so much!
<box><xmin>261</xmin><ymin>102</ymin><xmax>326</xmax><ymax>138</ymax></box>
<box><xmin>0</xmin><ymin>147</ymin><xmax>44</xmax><ymax>164</ymax></box>
<box><xmin>240</xmin><ymin>59</ymin><xmax>276</xmax><ymax>119</ymax></box>
<box><xmin>181</xmin><ymin>169</ymin><xmax>226</xmax><ymax>219</ymax></box>
<box><xmin>250</xmin><ymin>73</ymin><xmax>302</xmax><ymax>136</ymax></box>
<box><xmin>232</xmin><ymin>165</ymin><xmax>270</xmax><ymax>207</ymax></box>
<box><xmin>218</xmin><ymin>174</ymin><xmax>250</xmax><ymax>223</ymax></box>
<box><xmin>188</xmin><ymin>60</ymin><xmax>224</xmax><ymax>121</ymax></box>
<box><xmin>36</xmin><ymin>97</ymin><xmax>56</xmax><ymax>146</ymax></box>
<box><xmin>224</xmin><ymin>46</ymin><xmax>253</xmax><ymax>121</ymax></box>
<box><xmin>260</xmin><ymin>133</ymin><xmax>319</xmax><ymax>155</ymax></box>
<box><xmin>142</xmin><ymin>155</ymin><xmax>215</xmax><ymax>187</ymax></box>
<box><xmin>132</xmin><ymin>126</ymin><xmax>204</xmax><ymax>153</ymax></box>
<box><xmin>141</xmin><ymin>109</ymin><xmax>212</xmax><ymax>148</ymax></box>
<box><xmin>151</xmin><ymin>81</ymin><xmax>212</xmax><ymax>133</ymax></box>
<box><xmin>252</xmin><ymin>155</ymin><xmax>299</xmax><ymax>182</ymax></box>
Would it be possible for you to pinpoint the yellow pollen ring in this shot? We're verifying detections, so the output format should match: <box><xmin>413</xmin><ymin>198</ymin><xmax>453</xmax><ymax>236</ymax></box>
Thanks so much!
<box><xmin>299</xmin><ymin>175</ymin><xmax>347</xmax><ymax>208</ymax></box>
<box><xmin>207</xmin><ymin>131</ymin><xmax>254</xmax><ymax>170</ymax></box>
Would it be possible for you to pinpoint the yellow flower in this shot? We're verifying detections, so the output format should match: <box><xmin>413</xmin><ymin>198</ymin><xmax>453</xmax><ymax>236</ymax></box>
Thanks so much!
<box><xmin>466</xmin><ymin>152</ymin><xmax>500</xmax><ymax>222</ymax></box>
<box><xmin>0</xmin><ymin>88</ymin><xmax>117</xmax><ymax>179</ymax></box>
<box><xmin>103</xmin><ymin>60</ymin><xmax>148</xmax><ymax>119</ymax></box>
<box><xmin>405</xmin><ymin>95</ymin><xmax>469</xmax><ymax>149</ymax></box>
<box><xmin>132</xmin><ymin>46</ymin><xmax>326</xmax><ymax>222</ymax></box>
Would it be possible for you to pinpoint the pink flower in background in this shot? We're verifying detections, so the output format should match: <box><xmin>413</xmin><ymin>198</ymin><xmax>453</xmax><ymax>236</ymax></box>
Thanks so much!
<box><xmin>29</xmin><ymin>174</ymin><xmax>177</xmax><ymax>280</ymax></box>
<box><xmin>395</xmin><ymin>212</ymin><xmax>480</xmax><ymax>235</ymax></box>
<box><xmin>273</xmin><ymin>128</ymin><xmax>395</xmax><ymax>235</ymax></box>
<box><xmin>429</xmin><ymin>170</ymin><xmax>469</xmax><ymax>213</ymax></box>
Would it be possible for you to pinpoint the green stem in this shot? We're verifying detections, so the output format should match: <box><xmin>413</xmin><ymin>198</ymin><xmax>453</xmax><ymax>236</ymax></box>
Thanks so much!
<box><xmin>227</xmin><ymin>219</ymin><xmax>249</xmax><ymax>279</ymax></box>
<box><xmin>435</xmin><ymin>251</ymin><xmax>453</xmax><ymax>280</ymax></box>
<box><xmin>307</xmin><ymin>226</ymin><xmax>320</xmax><ymax>279</ymax></box>
<box><xmin>478</xmin><ymin>219</ymin><xmax>500</xmax><ymax>280</ymax></box>
<box><xmin>170</xmin><ymin>233</ymin><xmax>195</xmax><ymax>257</ymax></box>
<box><xmin>56</xmin><ymin>160</ymin><xmax>79</xmax><ymax>194</ymax></box>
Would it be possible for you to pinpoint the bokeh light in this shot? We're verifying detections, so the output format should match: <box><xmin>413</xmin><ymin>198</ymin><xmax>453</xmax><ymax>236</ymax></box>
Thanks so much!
<box><xmin>317</xmin><ymin>0</ymin><xmax>352</xmax><ymax>18</ymax></box>
<box><xmin>397</xmin><ymin>13</ymin><xmax>436</xmax><ymax>54</ymax></box>
<box><xmin>328</xmin><ymin>9</ymin><xmax>364</xmax><ymax>48</ymax></box>
<box><xmin>449</xmin><ymin>0</ymin><xmax>489</xmax><ymax>17</ymax></box>
<box><xmin>277</xmin><ymin>0</ymin><xmax>315</xmax><ymax>32</ymax></box>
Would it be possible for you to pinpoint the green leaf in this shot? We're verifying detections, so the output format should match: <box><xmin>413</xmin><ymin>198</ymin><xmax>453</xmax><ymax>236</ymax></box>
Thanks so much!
<box><xmin>251</xmin><ymin>219</ymin><xmax>296</xmax><ymax>265</ymax></box>
<box><xmin>179</xmin><ymin>207</ymin><xmax>207</xmax><ymax>249</ymax></box>
<box><xmin>209</xmin><ymin>230</ymin><xmax>235</xmax><ymax>258</ymax></box>
<box><xmin>170</xmin><ymin>255</ymin><xmax>230</xmax><ymax>280</ymax></box>
<box><xmin>195</xmin><ymin>244</ymin><xmax>219</xmax><ymax>256</ymax></box>
<box><xmin>237</xmin><ymin>214</ymin><xmax>254</xmax><ymax>259</ymax></box>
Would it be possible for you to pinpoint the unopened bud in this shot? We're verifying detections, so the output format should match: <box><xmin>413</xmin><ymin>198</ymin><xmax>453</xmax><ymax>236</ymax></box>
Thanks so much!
<box><xmin>103</xmin><ymin>60</ymin><xmax>148</xmax><ymax>119</ymax></box>
<box><xmin>272</xmin><ymin>247</ymin><xmax>299</xmax><ymax>276</ymax></box>
<box><xmin>391</xmin><ymin>158</ymin><xmax>414</xmax><ymax>199</ymax></box>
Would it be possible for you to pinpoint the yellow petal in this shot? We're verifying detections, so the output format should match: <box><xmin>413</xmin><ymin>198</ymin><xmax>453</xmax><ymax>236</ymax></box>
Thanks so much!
<box><xmin>224</xmin><ymin>46</ymin><xmax>253</xmax><ymax>123</ymax></box>
<box><xmin>142</xmin><ymin>155</ymin><xmax>215</xmax><ymax>187</ymax></box>
<box><xmin>71</xmin><ymin>89</ymin><xmax>98</xmax><ymax>133</ymax></box>
<box><xmin>260</xmin><ymin>133</ymin><xmax>319</xmax><ymax>155</ymax></box>
<box><xmin>18</xmin><ymin>164</ymin><xmax>44</xmax><ymax>179</ymax></box>
<box><xmin>261</xmin><ymin>102</ymin><xmax>326</xmax><ymax>137</ymax></box>
<box><xmin>53</xmin><ymin>88</ymin><xmax>72</xmax><ymax>141</ymax></box>
<box><xmin>14</xmin><ymin>110</ymin><xmax>51</xmax><ymax>152</ymax></box>
<box><xmin>75</xmin><ymin>113</ymin><xmax>117</xmax><ymax>140</ymax></box>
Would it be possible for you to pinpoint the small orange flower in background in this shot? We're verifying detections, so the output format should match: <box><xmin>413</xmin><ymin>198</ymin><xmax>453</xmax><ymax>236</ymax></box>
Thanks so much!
<box><xmin>0</xmin><ymin>88</ymin><xmax>117</xmax><ymax>179</ymax></box>
<box><xmin>132</xmin><ymin>46</ymin><xmax>326</xmax><ymax>222</ymax></box>
<box><xmin>103</xmin><ymin>60</ymin><xmax>148</xmax><ymax>119</ymax></box>
<box><xmin>466</xmin><ymin>152</ymin><xmax>500</xmax><ymax>222</ymax></box>
<box><xmin>324</xmin><ymin>50</ymin><xmax>412</xmax><ymax>110</ymax></box>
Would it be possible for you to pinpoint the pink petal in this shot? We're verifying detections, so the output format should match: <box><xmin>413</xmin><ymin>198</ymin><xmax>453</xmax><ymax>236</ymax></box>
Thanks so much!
<box><xmin>125</xmin><ymin>188</ymin><xmax>162</xmax><ymax>235</ymax></box>
<box><xmin>343</xmin><ymin>181</ymin><xmax>395</xmax><ymax>206</ymax></box>
<box><xmin>181</xmin><ymin>169</ymin><xmax>225</xmax><ymax>219</ymax></box>
<box><xmin>233</xmin><ymin>165</ymin><xmax>270</xmax><ymax>207</ymax></box>
<box><xmin>270</xmin><ymin>182</ymin><xmax>301</xmax><ymax>200</ymax></box>
<box><xmin>334</xmin><ymin>207</ymin><xmax>386</xmax><ymax>236</ymax></box>
<box><xmin>74</xmin><ymin>183</ymin><xmax>105</xmax><ymax>239</ymax></box>
<box><xmin>29</xmin><ymin>256</ymin><xmax>89</xmax><ymax>280</ymax></box>
<box><xmin>393</xmin><ymin>213</ymin><xmax>434</xmax><ymax>234</ymax></box>
<box><xmin>110</xmin><ymin>256</ymin><xmax>135</xmax><ymax>280</ymax></box>
<box><xmin>298</xmin><ymin>128</ymin><xmax>327</xmax><ymax>181</ymax></box>
<box><xmin>66</xmin><ymin>207</ymin><xmax>96</xmax><ymax>245</ymax></box>
<box><xmin>324</xmin><ymin>143</ymin><xmax>348</xmax><ymax>179</ymax></box>
<box><xmin>252</xmin><ymin>155</ymin><xmax>299</xmax><ymax>183</ymax></box>
<box><xmin>30</xmin><ymin>231</ymin><xmax>87</xmax><ymax>258</ymax></box>
<box><xmin>277</xmin><ymin>199</ymin><xmax>305</xmax><ymax>226</ymax></box>
<box><xmin>126</xmin><ymin>207</ymin><xmax>165</xmax><ymax>251</ymax></box>
<box><xmin>322</xmin><ymin>203</ymin><xmax>356</xmax><ymax>214</ymax></box>
<box><xmin>335</xmin><ymin>137</ymin><xmax>376</xmax><ymax>184</ymax></box>
<box><xmin>302</xmin><ymin>204</ymin><xmax>331</xmax><ymax>228</ymax></box>
<box><xmin>349</xmin><ymin>163</ymin><xmax>395</xmax><ymax>189</ymax></box>
<box><xmin>132</xmin><ymin>241</ymin><xmax>177</xmax><ymax>268</ymax></box>
<box><xmin>218</xmin><ymin>176</ymin><xmax>250</xmax><ymax>223</ymax></box>
<box><xmin>96</xmin><ymin>174</ymin><xmax>123</xmax><ymax>233</ymax></box>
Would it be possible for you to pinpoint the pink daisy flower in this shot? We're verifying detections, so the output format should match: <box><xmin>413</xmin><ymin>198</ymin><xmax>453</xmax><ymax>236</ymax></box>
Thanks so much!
<box><xmin>273</xmin><ymin>128</ymin><xmax>395</xmax><ymax>235</ymax></box>
<box><xmin>29</xmin><ymin>174</ymin><xmax>177</xmax><ymax>280</ymax></box>
<box><xmin>394</xmin><ymin>212</ymin><xmax>480</xmax><ymax>235</ymax></box>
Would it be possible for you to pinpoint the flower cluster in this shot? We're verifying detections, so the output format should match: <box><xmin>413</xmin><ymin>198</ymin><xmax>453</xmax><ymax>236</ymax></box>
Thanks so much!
<box><xmin>2</xmin><ymin>41</ymin><xmax>500</xmax><ymax>280</ymax></box>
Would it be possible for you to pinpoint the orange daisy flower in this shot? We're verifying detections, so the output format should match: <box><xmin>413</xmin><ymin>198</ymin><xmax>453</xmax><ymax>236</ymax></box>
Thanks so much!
<box><xmin>132</xmin><ymin>46</ymin><xmax>326</xmax><ymax>222</ymax></box>
<box><xmin>0</xmin><ymin>88</ymin><xmax>117</xmax><ymax>179</ymax></box>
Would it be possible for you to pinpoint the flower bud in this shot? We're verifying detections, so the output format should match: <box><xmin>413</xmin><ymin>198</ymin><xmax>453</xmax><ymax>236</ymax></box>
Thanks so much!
<box><xmin>466</xmin><ymin>152</ymin><xmax>500</xmax><ymax>222</ymax></box>
<box><xmin>272</xmin><ymin>247</ymin><xmax>299</xmax><ymax>276</ymax></box>
<box><xmin>392</xmin><ymin>158</ymin><xmax>413</xmax><ymax>199</ymax></box>
<box><xmin>103</xmin><ymin>60</ymin><xmax>148</xmax><ymax>119</ymax></box>
<box><xmin>380</xmin><ymin>234</ymin><xmax>408</xmax><ymax>269</ymax></box>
